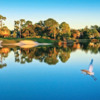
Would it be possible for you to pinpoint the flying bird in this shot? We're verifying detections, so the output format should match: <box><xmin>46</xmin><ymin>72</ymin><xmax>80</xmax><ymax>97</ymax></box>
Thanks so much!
<box><xmin>81</xmin><ymin>59</ymin><xmax>97</xmax><ymax>81</ymax></box>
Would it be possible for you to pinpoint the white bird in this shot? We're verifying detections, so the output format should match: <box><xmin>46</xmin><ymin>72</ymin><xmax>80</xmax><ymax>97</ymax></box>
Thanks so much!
<box><xmin>81</xmin><ymin>59</ymin><xmax>94</xmax><ymax>75</ymax></box>
<box><xmin>81</xmin><ymin>59</ymin><xmax>97</xmax><ymax>81</ymax></box>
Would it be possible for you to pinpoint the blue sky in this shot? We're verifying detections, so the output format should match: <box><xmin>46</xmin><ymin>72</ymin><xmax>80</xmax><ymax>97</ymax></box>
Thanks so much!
<box><xmin>0</xmin><ymin>0</ymin><xmax>100</xmax><ymax>30</ymax></box>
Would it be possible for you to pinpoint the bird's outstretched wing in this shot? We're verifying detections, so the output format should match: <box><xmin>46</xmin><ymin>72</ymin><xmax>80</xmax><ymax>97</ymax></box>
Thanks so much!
<box><xmin>89</xmin><ymin>59</ymin><xmax>93</xmax><ymax>72</ymax></box>
<box><xmin>90</xmin><ymin>59</ymin><xmax>93</xmax><ymax>65</ymax></box>
<box><xmin>89</xmin><ymin>65</ymin><xmax>93</xmax><ymax>72</ymax></box>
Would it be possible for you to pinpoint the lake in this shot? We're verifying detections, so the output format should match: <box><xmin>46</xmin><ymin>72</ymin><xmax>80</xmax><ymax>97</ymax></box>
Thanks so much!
<box><xmin>0</xmin><ymin>42</ymin><xmax>100</xmax><ymax>100</ymax></box>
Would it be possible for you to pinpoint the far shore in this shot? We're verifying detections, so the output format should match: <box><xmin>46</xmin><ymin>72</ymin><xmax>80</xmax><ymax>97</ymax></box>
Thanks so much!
<box><xmin>0</xmin><ymin>37</ymin><xmax>56</xmax><ymax>43</ymax></box>
<box><xmin>0</xmin><ymin>38</ymin><xmax>100</xmax><ymax>46</ymax></box>
<box><xmin>0</xmin><ymin>39</ymin><xmax>53</xmax><ymax>48</ymax></box>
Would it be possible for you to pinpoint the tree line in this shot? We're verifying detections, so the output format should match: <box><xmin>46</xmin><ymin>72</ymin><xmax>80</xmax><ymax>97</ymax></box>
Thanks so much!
<box><xmin>0</xmin><ymin>14</ymin><xmax>100</xmax><ymax>40</ymax></box>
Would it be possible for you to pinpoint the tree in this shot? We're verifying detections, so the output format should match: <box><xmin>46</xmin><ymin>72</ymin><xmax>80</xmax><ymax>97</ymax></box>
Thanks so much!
<box><xmin>44</xmin><ymin>18</ymin><xmax>59</xmax><ymax>27</ymax></box>
<box><xmin>0</xmin><ymin>15</ymin><xmax>6</xmax><ymax>28</ymax></box>
<box><xmin>14</xmin><ymin>21</ymin><xmax>20</xmax><ymax>30</ymax></box>
<box><xmin>33</xmin><ymin>24</ymin><xmax>44</xmax><ymax>37</ymax></box>
<box><xmin>0</xmin><ymin>26</ymin><xmax>10</xmax><ymax>37</ymax></box>
<box><xmin>44</xmin><ymin>18</ymin><xmax>59</xmax><ymax>39</ymax></box>
<box><xmin>71</xmin><ymin>29</ymin><xmax>80</xmax><ymax>39</ymax></box>
<box><xmin>49</xmin><ymin>26</ymin><xmax>59</xmax><ymax>39</ymax></box>
<box><xmin>12</xmin><ymin>31</ymin><xmax>17</xmax><ymax>38</ymax></box>
<box><xmin>59</xmin><ymin>22</ymin><xmax>70</xmax><ymax>36</ymax></box>
<box><xmin>37</xmin><ymin>20</ymin><xmax>44</xmax><ymax>27</ymax></box>
<box><xmin>20</xmin><ymin>19</ymin><xmax>25</xmax><ymax>38</ymax></box>
<box><xmin>82</xmin><ymin>27</ymin><xmax>91</xmax><ymax>39</ymax></box>
<box><xmin>14</xmin><ymin>19</ymin><xmax>26</xmax><ymax>38</ymax></box>
<box><xmin>91</xmin><ymin>25</ymin><xmax>98</xmax><ymax>29</ymax></box>
<box><xmin>91</xmin><ymin>29</ymin><xmax>99</xmax><ymax>38</ymax></box>
<box><xmin>20</xmin><ymin>19</ymin><xmax>25</xmax><ymax>26</ymax></box>
<box><xmin>25</xmin><ymin>21</ymin><xmax>32</xmax><ymax>26</ymax></box>
<box><xmin>83</xmin><ymin>30</ymin><xmax>90</xmax><ymax>39</ymax></box>
<box><xmin>91</xmin><ymin>25</ymin><xmax>100</xmax><ymax>34</ymax></box>
<box><xmin>21</xmin><ymin>21</ymin><xmax>35</xmax><ymax>38</ymax></box>
<box><xmin>14</xmin><ymin>21</ymin><xmax>20</xmax><ymax>38</ymax></box>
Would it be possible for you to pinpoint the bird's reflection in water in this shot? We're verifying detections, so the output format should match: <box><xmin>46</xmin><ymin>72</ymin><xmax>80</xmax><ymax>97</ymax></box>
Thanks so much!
<box><xmin>81</xmin><ymin>59</ymin><xmax>97</xmax><ymax>81</ymax></box>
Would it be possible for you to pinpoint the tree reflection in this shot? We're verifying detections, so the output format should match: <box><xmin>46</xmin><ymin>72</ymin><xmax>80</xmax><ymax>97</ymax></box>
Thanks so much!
<box><xmin>7</xmin><ymin>46</ymin><xmax>71</xmax><ymax>65</ymax></box>
<box><xmin>0</xmin><ymin>41</ymin><xmax>100</xmax><ymax>68</ymax></box>
<box><xmin>59</xmin><ymin>51</ymin><xmax>70</xmax><ymax>63</ymax></box>
<box><xmin>0</xmin><ymin>48</ymin><xmax>9</xmax><ymax>69</ymax></box>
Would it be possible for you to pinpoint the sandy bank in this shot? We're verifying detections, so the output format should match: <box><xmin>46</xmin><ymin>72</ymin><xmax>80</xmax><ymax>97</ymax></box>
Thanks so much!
<box><xmin>1</xmin><ymin>40</ymin><xmax>51</xmax><ymax>48</ymax></box>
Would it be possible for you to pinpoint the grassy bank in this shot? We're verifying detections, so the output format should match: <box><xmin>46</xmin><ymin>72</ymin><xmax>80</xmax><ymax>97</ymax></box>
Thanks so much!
<box><xmin>0</xmin><ymin>38</ymin><xmax>56</xmax><ymax>44</ymax></box>
<box><xmin>0</xmin><ymin>38</ymin><xmax>100</xmax><ymax>45</ymax></box>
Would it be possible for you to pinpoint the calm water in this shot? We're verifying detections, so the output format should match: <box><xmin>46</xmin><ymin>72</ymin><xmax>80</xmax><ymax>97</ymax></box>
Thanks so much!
<box><xmin>0</xmin><ymin>43</ymin><xmax>100</xmax><ymax>100</ymax></box>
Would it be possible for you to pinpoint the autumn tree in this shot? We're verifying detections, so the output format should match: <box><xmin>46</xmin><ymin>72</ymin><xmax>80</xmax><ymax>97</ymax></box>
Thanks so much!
<box><xmin>71</xmin><ymin>29</ymin><xmax>80</xmax><ymax>39</ymax></box>
<box><xmin>0</xmin><ymin>26</ymin><xmax>10</xmax><ymax>37</ymax></box>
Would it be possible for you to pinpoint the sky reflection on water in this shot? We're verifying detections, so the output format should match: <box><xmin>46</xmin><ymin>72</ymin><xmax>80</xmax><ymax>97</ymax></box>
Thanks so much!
<box><xmin>0</xmin><ymin>43</ymin><xmax>100</xmax><ymax>100</ymax></box>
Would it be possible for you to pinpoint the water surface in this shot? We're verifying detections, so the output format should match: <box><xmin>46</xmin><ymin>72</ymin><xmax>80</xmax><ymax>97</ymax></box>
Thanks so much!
<box><xmin>0</xmin><ymin>43</ymin><xmax>100</xmax><ymax>100</ymax></box>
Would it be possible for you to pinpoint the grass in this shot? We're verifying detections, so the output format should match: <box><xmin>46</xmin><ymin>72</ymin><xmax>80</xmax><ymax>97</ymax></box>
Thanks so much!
<box><xmin>77</xmin><ymin>39</ymin><xmax>91</xmax><ymax>43</ymax></box>
<box><xmin>0</xmin><ymin>38</ymin><xmax>99</xmax><ymax>44</ymax></box>
<box><xmin>0</xmin><ymin>37</ymin><xmax>56</xmax><ymax>43</ymax></box>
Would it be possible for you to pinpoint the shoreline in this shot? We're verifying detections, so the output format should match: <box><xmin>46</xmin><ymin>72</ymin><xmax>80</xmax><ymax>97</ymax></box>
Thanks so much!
<box><xmin>0</xmin><ymin>38</ymin><xmax>100</xmax><ymax>45</ymax></box>
<box><xmin>0</xmin><ymin>40</ymin><xmax>52</xmax><ymax>48</ymax></box>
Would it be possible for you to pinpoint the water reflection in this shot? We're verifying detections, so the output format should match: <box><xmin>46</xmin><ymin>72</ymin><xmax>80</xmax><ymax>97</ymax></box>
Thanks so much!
<box><xmin>0</xmin><ymin>42</ymin><xmax>100</xmax><ymax>68</ymax></box>
<box><xmin>0</xmin><ymin>41</ymin><xmax>3</xmax><ymax>48</ymax></box>
<box><xmin>0</xmin><ymin>53</ymin><xmax>7</xmax><ymax>69</ymax></box>
<box><xmin>0</xmin><ymin>47</ymin><xmax>8</xmax><ymax>68</ymax></box>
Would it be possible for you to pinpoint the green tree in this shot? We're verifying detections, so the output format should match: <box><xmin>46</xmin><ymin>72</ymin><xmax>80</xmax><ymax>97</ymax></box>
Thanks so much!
<box><xmin>14</xmin><ymin>21</ymin><xmax>20</xmax><ymax>30</ymax></box>
<box><xmin>82</xmin><ymin>27</ymin><xmax>91</xmax><ymax>39</ymax></box>
<box><xmin>91</xmin><ymin>29</ymin><xmax>99</xmax><ymax>38</ymax></box>
<box><xmin>44</xmin><ymin>18</ymin><xmax>59</xmax><ymax>27</ymax></box>
<box><xmin>59</xmin><ymin>22</ymin><xmax>70</xmax><ymax>36</ymax></box>
<box><xmin>91</xmin><ymin>25</ymin><xmax>100</xmax><ymax>33</ymax></box>
<box><xmin>44</xmin><ymin>18</ymin><xmax>59</xmax><ymax>39</ymax></box>
<box><xmin>25</xmin><ymin>21</ymin><xmax>32</xmax><ymax>26</ymax></box>
<box><xmin>83</xmin><ymin>30</ymin><xmax>90</xmax><ymax>39</ymax></box>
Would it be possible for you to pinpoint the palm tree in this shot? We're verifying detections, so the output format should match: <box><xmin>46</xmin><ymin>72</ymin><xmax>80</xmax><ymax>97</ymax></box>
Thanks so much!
<box><xmin>0</xmin><ymin>15</ymin><xmax>3</xmax><ymax>28</ymax></box>
<box><xmin>14</xmin><ymin>21</ymin><xmax>20</xmax><ymax>38</ymax></box>
<box><xmin>14</xmin><ymin>20</ymin><xmax>20</xmax><ymax>29</ymax></box>
<box><xmin>20</xmin><ymin>19</ymin><xmax>25</xmax><ymax>26</ymax></box>
<box><xmin>14</xmin><ymin>19</ymin><xmax>26</xmax><ymax>38</ymax></box>
<box><xmin>0</xmin><ymin>15</ymin><xmax>6</xmax><ymax>28</ymax></box>
<box><xmin>20</xmin><ymin>19</ymin><xmax>25</xmax><ymax>38</ymax></box>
